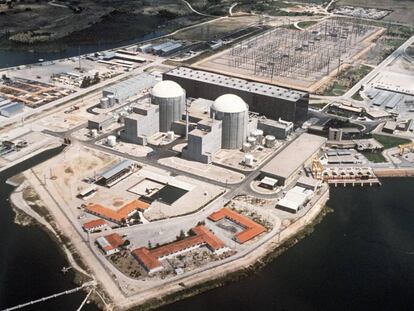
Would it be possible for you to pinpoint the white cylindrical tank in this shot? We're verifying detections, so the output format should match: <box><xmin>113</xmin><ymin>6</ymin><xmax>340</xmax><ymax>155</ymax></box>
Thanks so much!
<box><xmin>251</xmin><ymin>129</ymin><xmax>264</xmax><ymax>145</ymax></box>
<box><xmin>167</xmin><ymin>131</ymin><xmax>175</xmax><ymax>140</ymax></box>
<box><xmin>244</xmin><ymin>154</ymin><xmax>254</xmax><ymax>167</ymax></box>
<box><xmin>242</xmin><ymin>142</ymin><xmax>252</xmax><ymax>152</ymax></box>
<box><xmin>247</xmin><ymin>136</ymin><xmax>256</xmax><ymax>146</ymax></box>
<box><xmin>100</xmin><ymin>97</ymin><xmax>109</xmax><ymax>109</ymax></box>
<box><xmin>265</xmin><ymin>135</ymin><xmax>276</xmax><ymax>148</ymax></box>
<box><xmin>107</xmin><ymin>135</ymin><xmax>116</xmax><ymax>147</ymax></box>
<box><xmin>151</xmin><ymin>80</ymin><xmax>186</xmax><ymax>132</ymax></box>
<box><xmin>107</xmin><ymin>94</ymin><xmax>116</xmax><ymax>106</ymax></box>
<box><xmin>211</xmin><ymin>94</ymin><xmax>248</xmax><ymax>149</ymax></box>
<box><xmin>90</xmin><ymin>129</ymin><xmax>98</xmax><ymax>138</ymax></box>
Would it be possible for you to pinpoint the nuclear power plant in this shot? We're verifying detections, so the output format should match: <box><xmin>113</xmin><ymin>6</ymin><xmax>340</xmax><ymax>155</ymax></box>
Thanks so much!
<box><xmin>150</xmin><ymin>80</ymin><xmax>186</xmax><ymax>132</ymax></box>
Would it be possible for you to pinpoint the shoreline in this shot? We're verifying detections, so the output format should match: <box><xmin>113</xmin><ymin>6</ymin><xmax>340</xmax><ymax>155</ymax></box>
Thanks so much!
<box><xmin>9</xmin><ymin>164</ymin><xmax>330</xmax><ymax>310</ymax></box>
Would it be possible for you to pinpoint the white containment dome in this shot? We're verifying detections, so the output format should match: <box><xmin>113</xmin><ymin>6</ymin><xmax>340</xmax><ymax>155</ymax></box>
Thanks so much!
<box><xmin>150</xmin><ymin>80</ymin><xmax>186</xmax><ymax>132</ymax></box>
<box><xmin>211</xmin><ymin>94</ymin><xmax>248</xmax><ymax>149</ymax></box>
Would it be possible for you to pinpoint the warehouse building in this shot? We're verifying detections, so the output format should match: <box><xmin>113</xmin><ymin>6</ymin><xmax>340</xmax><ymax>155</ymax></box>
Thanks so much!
<box><xmin>261</xmin><ymin>133</ymin><xmax>326</xmax><ymax>186</ymax></box>
<box><xmin>102</xmin><ymin>73</ymin><xmax>156</xmax><ymax>104</ymax></box>
<box><xmin>276</xmin><ymin>186</ymin><xmax>313</xmax><ymax>213</ymax></box>
<box><xmin>182</xmin><ymin>118</ymin><xmax>222</xmax><ymax>164</ymax></box>
<box><xmin>0</xmin><ymin>102</ymin><xmax>24</xmax><ymax>118</ymax></box>
<box><xmin>163</xmin><ymin>67</ymin><xmax>309</xmax><ymax>122</ymax></box>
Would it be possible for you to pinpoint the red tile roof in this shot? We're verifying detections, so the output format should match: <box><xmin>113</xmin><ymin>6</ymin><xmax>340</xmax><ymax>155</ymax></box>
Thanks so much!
<box><xmin>85</xmin><ymin>199</ymin><xmax>150</xmax><ymax>223</ymax></box>
<box><xmin>208</xmin><ymin>208</ymin><xmax>266</xmax><ymax>243</ymax></box>
<box><xmin>104</xmin><ymin>233</ymin><xmax>124</xmax><ymax>250</ymax></box>
<box><xmin>83</xmin><ymin>219</ymin><xmax>108</xmax><ymax>230</ymax></box>
<box><xmin>132</xmin><ymin>225</ymin><xmax>225</xmax><ymax>272</ymax></box>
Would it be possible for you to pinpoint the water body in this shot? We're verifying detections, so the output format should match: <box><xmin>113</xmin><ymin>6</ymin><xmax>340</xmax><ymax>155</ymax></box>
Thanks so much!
<box><xmin>158</xmin><ymin>178</ymin><xmax>414</xmax><ymax>311</ymax></box>
<box><xmin>0</xmin><ymin>146</ymin><xmax>98</xmax><ymax>311</ymax></box>
<box><xmin>0</xmin><ymin>28</ymin><xmax>165</xmax><ymax>69</ymax></box>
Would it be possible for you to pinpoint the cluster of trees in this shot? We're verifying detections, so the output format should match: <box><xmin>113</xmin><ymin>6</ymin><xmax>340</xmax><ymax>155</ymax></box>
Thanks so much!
<box><xmin>80</xmin><ymin>72</ymin><xmax>100</xmax><ymax>88</ymax></box>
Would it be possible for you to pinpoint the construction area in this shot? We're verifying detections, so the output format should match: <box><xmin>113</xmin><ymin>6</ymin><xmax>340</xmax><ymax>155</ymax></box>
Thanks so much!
<box><xmin>194</xmin><ymin>18</ymin><xmax>383</xmax><ymax>92</ymax></box>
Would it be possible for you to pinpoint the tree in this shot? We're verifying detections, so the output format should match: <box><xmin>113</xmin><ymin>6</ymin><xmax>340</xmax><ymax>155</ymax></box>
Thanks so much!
<box><xmin>148</xmin><ymin>240</ymin><xmax>152</xmax><ymax>249</ymax></box>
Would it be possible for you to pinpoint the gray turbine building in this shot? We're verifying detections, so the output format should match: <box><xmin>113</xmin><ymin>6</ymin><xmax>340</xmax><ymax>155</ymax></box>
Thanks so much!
<box><xmin>150</xmin><ymin>80</ymin><xmax>186</xmax><ymax>132</ymax></box>
<box><xmin>163</xmin><ymin>67</ymin><xmax>309</xmax><ymax>122</ymax></box>
<box><xmin>211</xmin><ymin>94</ymin><xmax>248</xmax><ymax>149</ymax></box>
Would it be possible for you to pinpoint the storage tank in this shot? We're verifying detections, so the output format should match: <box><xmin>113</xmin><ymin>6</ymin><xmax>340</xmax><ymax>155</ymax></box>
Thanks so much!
<box><xmin>242</xmin><ymin>142</ymin><xmax>252</xmax><ymax>152</ymax></box>
<box><xmin>107</xmin><ymin>94</ymin><xmax>116</xmax><ymax>106</ymax></box>
<box><xmin>100</xmin><ymin>97</ymin><xmax>109</xmax><ymax>109</ymax></box>
<box><xmin>211</xmin><ymin>94</ymin><xmax>248</xmax><ymax>149</ymax></box>
<box><xmin>251</xmin><ymin>129</ymin><xmax>264</xmax><ymax>145</ymax></box>
<box><xmin>247</xmin><ymin>136</ymin><xmax>256</xmax><ymax>146</ymax></box>
<box><xmin>151</xmin><ymin>80</ymin><xmax>186</xmax><ymax>132</ymax></box>
<box><xmin>107</xmin><ymin>135</ymin><xmax>117</xmax><ymax>147</ymax></box>
<box><xmin>167</xmin><ymin>131</ymin><xmax>175</xmax><ymax>140</ymax></box>
<box><xmin>244</xmin><ymin>154</ymin><xmax>254</xmax><ymax>167</ymax></box>
<box><xmin>265</xmin><ymin>135</ymin><xmax>276</xmax><ymax>148</ymax></box>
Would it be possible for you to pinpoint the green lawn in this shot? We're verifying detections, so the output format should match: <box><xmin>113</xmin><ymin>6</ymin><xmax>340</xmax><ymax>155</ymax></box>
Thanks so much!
<box><xmin>297</xmin><ymin>21</ymin><xmax>319</xmax><ymax>29</ymax></box>
<box><xmin>372</xmin><ymin>134</ymin><xmax>411</xmax><ymax>150</ymax></box>
<box><xmin>362</xmin><ymin>152</ymin><xmax>387</xmax><ymax>163</ymax></box>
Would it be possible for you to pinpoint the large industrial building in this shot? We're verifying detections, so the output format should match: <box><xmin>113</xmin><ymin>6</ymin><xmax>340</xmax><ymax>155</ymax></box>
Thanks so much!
<box><xmin>102</xmin><ymin>73</ymin><xmax>156</xmax><ymax>106</ymax></box>
<box><xmin>182</xmin><ymin>118</ymin><xmax>222</xmax><ymax>164</ymax></box>
<box><xmin>261</xmin><ymin>133</ymin><xmax>326</xmax><ymax>186</ymax></box>
<box><xmin>210</xmin><ymin>94</ymin><xmax>248</xmax><ymax>149</ymax></box>
<box><xmin>163</xmin><ymin>67</ymin><xmax>309</xmax><ymax>122</ymax></box>
<box><xmin>121</xmin><ymin>102</ymin><xmax>160</xmax><ymax>145</ymax></box>
<box><xmin>150</xmin><ymin>80</ymin><xmax>186</xmax><ymax>132</ymax></box>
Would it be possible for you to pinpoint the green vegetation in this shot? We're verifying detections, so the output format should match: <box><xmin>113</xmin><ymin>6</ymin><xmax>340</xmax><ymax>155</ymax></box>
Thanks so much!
<box><xmin>309</xmin><ymin>102</ymin><xmax>329</xmax><ymax>109</ymax></box>
<box><xmin>351</xmin><ymin>88</ymin><xmax>364</xmax><ymax>101</ymax></box>
<box><xmin>318</xmin><ymin>64</ymin><xmax>373</xmax><ymax>96</ymax></box>
<box><xmin>297</xmin><ymin>20</ymin><xmax>318</xmax><ymax>29</ymax></box>
<box><xmin>362</xmin><ymin>152</ymin><xmax>387</xmax><ymax>163</ymax></box>
<box><xmin>372</xmin><ymin>134</ymin><xmax>411</xmax><ymax>150</ymax></box>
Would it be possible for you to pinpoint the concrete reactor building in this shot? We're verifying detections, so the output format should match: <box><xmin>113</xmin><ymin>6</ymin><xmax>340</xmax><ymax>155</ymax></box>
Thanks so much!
<box><xmin>211</xmin><ymin>94</ymin><xmax>248</xmax><ymax>149</ymax></box>
<box><xmin>150</xmin><ymin>80</ymin><xmax>186</xmax><ymax>132</ymax></box>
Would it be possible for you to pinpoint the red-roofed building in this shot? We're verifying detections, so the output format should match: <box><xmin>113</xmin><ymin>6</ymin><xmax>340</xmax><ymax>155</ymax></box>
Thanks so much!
<box><xmin>208</xmin><ymin>208</ymin><xmax>266</xmax><ymax>243</ymax></box>
<box><xmin>132</xmin><ymin>225</ymin><xmax>227</xmax><ymax>275</ymax></box>
<box><xmin>82</xmin><ymin>219</ymin><xmax>109</xmax><ymax>233</ymax></box>
<box><xmin>96</xmin><ymin>233</ymin><xmax>125</xmax><ymax>256</ymax></box>
<box><xmin>85</xmin><ymin>199</ymin><xmax>150</xmax><ymax>225</ymax></box>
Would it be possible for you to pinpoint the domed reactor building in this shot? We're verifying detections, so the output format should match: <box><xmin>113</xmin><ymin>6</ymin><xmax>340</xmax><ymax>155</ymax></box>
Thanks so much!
<box><xmin>150</xmin><ymin>80</ymin><xmax>186</xmax><ymax>132</ymax></box>
<box><xmin>211</xmin><ymin>94</ymin><xmax>248</xmax><ymax>149</ymax></box>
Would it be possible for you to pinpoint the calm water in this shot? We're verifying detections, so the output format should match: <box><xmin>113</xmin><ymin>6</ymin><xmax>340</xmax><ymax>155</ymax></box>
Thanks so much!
<box><xmin>158</xmin><ymin>178</ymin><xmax>414</xmax><ymax>311</ymax></box>
<box><xmin>0</xmin><ymin>146</ymin><xmax>98</xmax><ymax>311</ymax></box>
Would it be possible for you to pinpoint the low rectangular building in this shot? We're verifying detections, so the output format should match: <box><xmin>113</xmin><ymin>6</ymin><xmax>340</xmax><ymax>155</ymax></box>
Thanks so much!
<box><xmin>164</xmin><ymin>67</ymin><xmax>309</xmax><ymax>122</ymax></box>
<box><xmin>276</xmin><ymin>186</ymin><xmax>313</xmax><ymax>213</ymax></box>
<box><xmin>87</xmin><ymin>114</ymin><xmax>114</xmax><ymax>131</ymax></box>
<box><xmin>257</xmin><ymin>118</ymin><xmax>293</xmax><ymax>139</ymax></box>
<box><xmin>132</xmin><ymin>225</ymin><xmax>226</xmax><ymax>274</ymax></box>
<box><xmin>261</xmin><ymin>133</ymin><xmax>326</xmax><ymax>186</ymax></box>
<box><xmin>96</xmin><ymin>233</ymin><xmax>124</xmax><ymax>256</ymax></box>
<box><xmin>0</xmin><ymin>102</ymin><xmax>24</xmax><ymax>118</ymax></box>
<box><xmin>208</xmin><ymin>208</ymin><xmax>266</xmax><ymax>244</ymax></box>
<box><xmin>82</xmin><ymin>219</ymin><xmax>109</xmax><ymax>233</ymax></box>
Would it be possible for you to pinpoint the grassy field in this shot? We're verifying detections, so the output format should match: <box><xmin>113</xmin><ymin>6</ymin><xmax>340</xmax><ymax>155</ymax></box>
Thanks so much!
<box><xmin>318</xmin><ymin>64</ymin><xmax>373</xmax><ymax>96</ymax></box>
<box><xmin>373</xmin><ymin>134</ymin><xmax>411</xmax><ymax>149</ymax></box>
<box><xmin>362</xmin><ymin>152</ymin><xmax>387</xmax><ymax>163</ymax></box>
<box><xmin>297</xmin><ymin>20</ymin><xmax>319</xmax><ymax>29</ymax></box>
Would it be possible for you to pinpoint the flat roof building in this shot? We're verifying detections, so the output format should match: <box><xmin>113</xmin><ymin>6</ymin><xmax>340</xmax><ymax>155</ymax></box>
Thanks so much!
<box><xmin>261</xmin><ymin>133</ymin><xmax>326</xmax><ymax>186</ymax></box>
<box><xmin>164</xmin><ymin>67</ymin><xmax>309</xmax><ymax>122</ymax></box>
<box><xmin>0</xmin><ymin>102</ymin><xmax>24</xmax><ymax>118</ymax></box>
<box><xmin>276</xmin><ymin>186</ymin><xmax>313</xmax><ymax>213</ymax></box>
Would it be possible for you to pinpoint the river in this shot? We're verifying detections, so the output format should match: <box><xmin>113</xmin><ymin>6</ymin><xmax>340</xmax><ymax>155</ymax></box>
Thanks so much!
<box><xmin>1</xmin><ymin>148</ymin><xmax>414</xmax><ymax>311</ymax></box>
